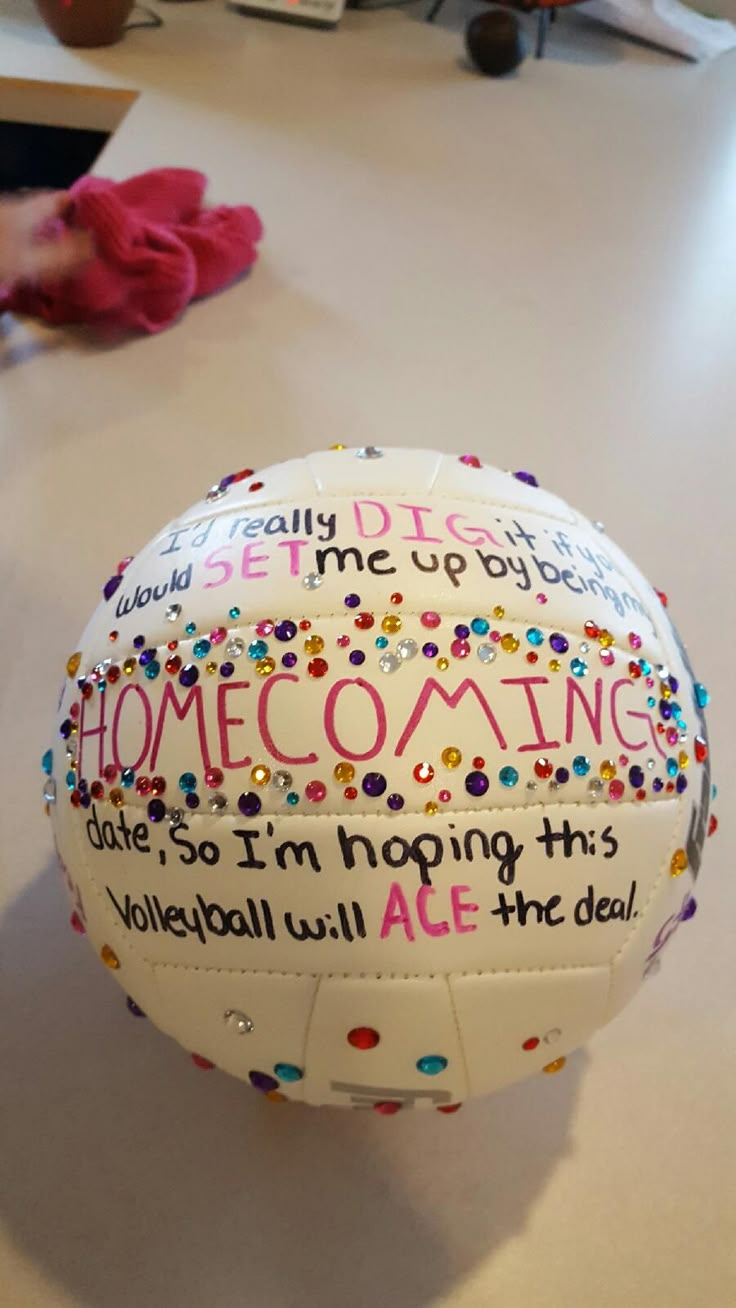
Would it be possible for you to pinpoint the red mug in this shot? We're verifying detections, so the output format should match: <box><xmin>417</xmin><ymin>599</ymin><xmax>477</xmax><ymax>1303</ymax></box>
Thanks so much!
<box><xmin>35</xmin><ymin>0</ymin><xmax>137</xmax><ymax>48</ymax></box>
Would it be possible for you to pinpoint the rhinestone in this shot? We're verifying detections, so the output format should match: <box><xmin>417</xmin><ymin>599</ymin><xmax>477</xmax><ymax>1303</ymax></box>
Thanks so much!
<box><xmin>302</xmin><ymin>572</ymin><xmax>323</xmax><ymax>590</ymax></box>
<box><xmin>477</xmin><ymin>643</ymin><xmax>497</xmax><ymax>664</ymax></box>
<box><xmin>416</xmin><ymin>1054</ymin><xmax>448</xmax><ymax>1076</ymax></box>
<box><xmin>378</xmin><ymin>652</ymin><xmax>401</xmax><ymax>674</ymax></box>
<box><xmin>43</xmin><ymin>779</ymin><xmax>57</xmax><ymax>804</ymax></box>
<box><xmin>271</xmin><ymin>770</ymin><xmax>292</xmax><ymax>791</ymax></box>
<box><xmin>226</xmin><ymin>637</ymin><xmax>245</xmax><ymax>658</ymax></box>
<box><xmin>357</xmin><ymin>446</ymin><xmax>383</xmax><ymax>459</ymax></box>
<box><xmin>543</xmin><ymin>1057</ymin><xmax>566</xmax><ymax>1075</ymax></box>
<box><xmin>100</xmin><ymin>944</ymin><xmax>120</xmax><ymax>970</ymax></box>
<box><xmin>206</xmin><ymin>483</ymin><xmax>228</xmax><ymax>502</ymax></box>
<box><xmin>208</xmin><ymin>792</ymin><xmax>228</xmax><ymax>813</ymax></box>
<box><xmin>397</xmin><ymin>638</ymin><xmax>418</xmax><ymax>661</ymax></box>
<box><xmin>169</xmin><ymin>806</ymin><xmax>184</xmax><ymax>825</ymax></box>
<box><xmin>224</xmin><ymin>1009</ymin><xmax>254</xmax><ymax>1035</ymax></box>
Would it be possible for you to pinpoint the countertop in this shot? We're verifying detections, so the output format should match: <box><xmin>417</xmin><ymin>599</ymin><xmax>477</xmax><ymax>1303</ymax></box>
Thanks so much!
<box><xmin>0</xmin><ymin>2</ymin><xmax>734</xmax><ymax>1306</ymax></box>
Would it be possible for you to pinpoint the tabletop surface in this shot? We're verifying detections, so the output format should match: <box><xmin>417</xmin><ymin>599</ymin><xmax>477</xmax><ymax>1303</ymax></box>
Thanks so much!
<box><xmin>0</xmin><ymin>2</ymin><xmax>734</xmax><ymax>1306</ymax></box>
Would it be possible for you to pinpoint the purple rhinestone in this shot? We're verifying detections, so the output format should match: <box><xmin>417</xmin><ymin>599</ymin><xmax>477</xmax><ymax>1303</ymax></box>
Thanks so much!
<box><xmin>80</xmin><ymin>792</ymin><xmax>91</xmax><ymax>808</ymax></box>
<box><xmin>274</xmin><ymin>620</ymin><xmax>297</xmax><ymax>642</ymax></box>
<box><xmin>127</xmin><ymin>996</ymin><xmax>146</xmax><ymax>1017</ymax></box>
<box><xmin>422</xmin><ymin>642</ymin><xmax>439</xmax><ymax>658</ymax></box>
<box><xmin>220</xmin><ymin>662</ymin><xmax>235</xmax><ymax>678</ymax></box>
<box><xmin>549</xmin><ymin>633</ymin><xmax>569</xmax><ymax>654</ymax></box>
<box><xmin>179</xmin><ymin>664</ymin><xmax>199</xmax><ymax>687</ymax></box>
<box><xmin>138</xmin><ymin>648</ymin><xmax>156</xmax><ymax>666</ymax></box>
<box><xmin>680</xmin><ymin>896</ymin><xmax>697</xmax><ymax>921</ymax></box>
<box><xmin>555</xmin><ymin>767</ymin><xmax>570</xmax><ymax>784</ymax></box>
<box><xmin>238</xmin><ymin>791</ymin><xmax>262</xmax><ymax>817</ymax></box>
<box><xmin>78</xmin><ymin>778</ymin><xmax>88</xmax><ymax>793</ymax></box>
<box><xmin>465</xmin><ymin>770</ymin><xmax>489</xmax><ymax>797</ymax></box>
<box><xmin>59</xmin><ymin>719</ymin><xmax>72</xmax><ymax>739</ymax></box>
<box><xmin>387</xmin><ymin>793</ymin><xmax>405</xmax><ymax>811</ymax></box>
<box><xmin>186</xmin><ymin>792</ymin><xmax>200</xmax><ymax>809</ymax></box>
<box><xmin>659</xmin><ymin>700</ymin><xmax>672</xmax><ymax>720</ymax></box>
<box><xmin>282</xmin><ymin>652</ymin><xmax>297</xmax><ymax>668</ymax></box>
<box><xmin>513</xmin><ymin>470</ymin><xmax>539</xmax><ymax>487</ymax></box>
<box><xmin>362</xmin><ymin>772</ymin><xmax>387</xmax><ymax>797</ymax></box>
<box><xmin>676</xmin><ymin>774</ymin><xmax>688</xmax><ymax>793</ymax></box>
<box><xmin>249</xmin><ymin>1070</ymin><xmax>279</xmax><ymax>1093</ymax></box>
<box><xmin>344</xmin><ymin>594</ymin><xmax>361</xmax><ymax>609</ymax></box>
<box><xmin>147</xmin><ymin>798</ymin><xmax>166</xmax><ymax>823</ymax></box>
<box><xmin>103</xmin><ymin>574</ymin><xmax>122</xmax><ymax>602</ymax></box>
<box><xmin>629</xmin><ymin>765</ymin><xmax>645</xmax><ymax>789</ymax></box>
<box><xmin>133</xmin><ymin>635</ymin><xmax>145</xmax><ymax>649</ymax></box>
<box><xmin>668</xmin><ymin>676</ymin><xmax>679</xmax><ymax>693</ymax></box>
<box><xmin>652</xmin><ymin>778</ymin><xmax>664</xmax><ymax>793</ymax></box>
<box><xmin>349</xmin><ymin>650</ymin><xmax>365</xmax><ymax>666</ymax></box>
<box><xmin>220</xmin><ymin>474</ymin><xmax>235</xmax><ymax>487</ymax></box>
<box><xmin>454</xmin><ymin>624</ymin><xmax>470</xmax><ymax>639</ymax></box>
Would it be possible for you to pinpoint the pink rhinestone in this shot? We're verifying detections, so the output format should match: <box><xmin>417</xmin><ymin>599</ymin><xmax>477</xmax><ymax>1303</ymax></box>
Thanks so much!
<box><xmin>450</xmin><ymin>639</ymin><xmax>471</xmax><ymax>659</ymax></box>
<box><xmin>210</xmin><ymin>626</ymin><xmax>227</xmax><ymax>644</ymax></box>
<box><xmin>459</xmin><ymin>454</ymin><xmax>481</xmax><ymax>468</ymax></box>
<box><xmin>536</xmin><ymin>593</ymin><xmax>548</xmax><ymax>605</ymax></box>
<box><xmin>70</xmin><ymin>703</ymin><xmax>80</xmax><ymax>719</ymax></box>
<box><xmin>337</xmin><ymin>635</ymin><xmax>350</xmax><ymax>648</ymax></box>
<box><xmin>618</xmin><ymin>755</ymin><xmax>629</xmax><ymax>766</ymax></box>
<box><xmin>599</xmin><ymin>648</ymin><xmax>615</xmax><ymax>667</ymax></box>
<box><xmin>646</xmin><ymin>677</ymin><xmax>655</xmax><ymax>688</ymax></box>
<box><xmin>117</xmin><ymin>556</ymin><xmax>133</xmax><ymax>575</ymax></box>
<box><xmin>438</xmin><ymin>789</ymin><xmax>451</xmax><ymax>803</ymax></box>
<box><xmin>421</xmin><ymin>611</ymin><xmax>441</xmax><ymax>629</ymax></box>
<box><xmin>255</xmin><ymin>620</ymin><xmax>274</xmax><ymax>637</ymax></box>
<box><xmin>305</xmin><ymin>780</ymin><xmax>327</xmax><ymax>803</ymax></box>
<box><xmin>103</xmin><ymin>764</ymin><xmax>117</xmax><ymax>783</ymax></box>
<box><xmin>608</xmin><ymin>780</ymin><xmax>625</xmax><ymax>801</ymax></box>
<box><xmin>490</xmin><ymin>631</ymin><xmax>501</xmax><ymax>642</ymax></box>
<box><xmin>666</xmin><ymin>727</ymin><xmax>679</xmax><ymax>746</ymax></box>
<box><xmin>629</xmin><ymin>632</ymin><xmax>642</xmax><ymax>650</ymax></box>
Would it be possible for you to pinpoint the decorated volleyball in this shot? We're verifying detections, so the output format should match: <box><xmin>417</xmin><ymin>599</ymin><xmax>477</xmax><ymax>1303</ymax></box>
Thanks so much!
<box><xmin>44</xmin><ymin>448</ymin><xmax>714</xmax><ymax>1112</ymax></box>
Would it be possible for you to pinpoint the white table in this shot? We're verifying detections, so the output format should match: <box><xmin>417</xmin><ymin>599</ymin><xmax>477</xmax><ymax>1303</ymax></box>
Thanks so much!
<box><xmin>1</xmin><ymin>2</ymin><xmax>734</xmax><ymax>1305</ymax></box>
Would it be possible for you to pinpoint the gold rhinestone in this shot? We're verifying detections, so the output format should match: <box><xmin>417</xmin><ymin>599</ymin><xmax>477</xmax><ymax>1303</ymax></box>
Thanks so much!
<box><xmin>598</xmin><ymin>630</ymin><xmax>615</xmax><ymax>648</ymax></box>
<box><xmin>255</xmin><ymin>657</ymin><xmax>275</xmax><ymax>677</ymax></box>
<box><xmin>442</xmin><ymin>747</ymin><xmax>462</xmax><ymax>769</ymax></box>
<box><xmin>661</xmin><ymin>684</ymin><xmax>672</xmax><ymax>700</ymax></box>
<box><xmin>251</xmin><ymin>764</ymin><xmax>271</xmax><ymax>786</ymax></box>
<box><xmin>501</xmin><ymin>633</ymin><xmax>520</xmax><ymax>653</ymax></box>
<box><xmin>334</xmin><ymin>761</ymin><xmax>355</xmax><ymax>784</ymax></box>
<box><xmin>670</xmin><ymin>849</ymin><xmax>688</xmax><ymax>877</ymax></box>
<box><xmin>548</xmin><ymin>659</ymin><xmax>561</xmax><ymax>672</ymax></box>
<box><xmin>304</xmin><ymin>635</ymin><xmax>324</xmax><ymax>655</ymax></box>
<box><xmin>266</xmin><ymin>1090</ymin><xmax>288</xmax><ymax>1102</ymax></box>
<box><xmin>109</xmin><ymin>788</ymin><xmax>124</xmax><ymax>808</ymax></box>
<box><xmin>382</xmin><ymin>614</ymin><xmax>402</xmax><ymax>634</ymax></box>
<box><xmin>424</xmin><ymin>801</ymin><xmax>438</xmax><ymax>816</ymax></box>
<box><xmin>206</xmin><ymin>661</ymin><xmax>218</xmax><ymax>675</ymax></box>
<box><xmin>66</xmin><ymin>651</ymin><xmax>82</xmax><ymax>679</ymax></box>
<box><xmin>122</xmin><ymin>657</ymin><xmax>136</xmax><ymax>675</ymax></box>
<box><xmin>600</xmin><ymin>760</ymin><xmax>617</xmax><ymax>781</ymax></box>
<box><xmin>100</xmin><ymin>944</ymin><xmax>120</xmax><ymax>970</ymax></box>
<box><xmin>543</xmin><ymin>1057</ymin><xmax>566</xmax><ymax>1075</ymax></box>
<box><xmin>678</xmin><ymin>750</ymin><xmax>689</xmax><ymax>769</ymax></box>
<box><xmin>329</xmin><ymin>444</ymin><xmax>345</xmax><ymax>451</ymax></box>
<box><xmin>436</xmin><ymin>657</ymin><xmax>449</xmax><ymax>671</ymax></box>
<box><xmin>493</xmin><ymin>605</ymin><xmax>505</xmax><ymax>620</ymax></box>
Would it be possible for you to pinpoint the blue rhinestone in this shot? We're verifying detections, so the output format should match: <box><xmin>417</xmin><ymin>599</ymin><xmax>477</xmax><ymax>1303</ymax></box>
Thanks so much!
<box><xmin>375</xmin><ymin>636</ymin><xmax>389</xmax><ymax>649</ymax></box>
<box><xmin>416</xmin><ymin>1055</ymin><xmax>448</xmax><ymax>1076</ymax></box>
<box><xmin>712</xmin><ymin>783</ymin><xmax>718</xmax><ymax>800</ymax></box>
<box><xmin>42</xmin><ymin>749</ymin><xmax>53</xmax><ymax>776</ymax></box>
<box><xmin>185</xmin><ymin>622</ymin><xmax>196</xmax><ymax>636</ymax></box>
<box><xmin>127</xmin><ymin>997</ymin><xmax>145</xmax><ymax>1018</ymax></box>
<box><xmin>286</xmin><ymin>792</ymin><xmax>299</xmax><ymax>806</ymax></box>
<box><xmin>526</xmin><ymin>627</ymin><xmax>544</xmax><ymax>646</ymax></box>
<box><xmin>229</xmin><ymin>607</ymin><xmax>241</xmax><ymax>620</ymax></box>
<box><xmin>677</xmin><ymin>718</ymin><xmax>687</xmax><ymax>731</ymax></box>
<box><xmin>666</xmin><ymin>759</ymin><xmax>678</xmax><ymax>777</ymax></box>
<box><xmin>144</xmin><ymin>660</ymin><xmax>160</xmax><ymax>680</ymax></box>
<box><xmin>573</xmin><ymin>755</ymin><xmax>590</xmax><ymax>776</ymax></box>
<box><xmin>98</xmin><ymin>681</ymin><xmax>106</xmax><ymax>693</ymax></box>
<box><xmin>192</xmin><ymin>639</ymin><xmax>211</xmax><ymax>659</ymax></box>
<box><xmin>65</xmin><ymin>771</ymin><xmax>76</xmax><ymax>790</ymax></box>
<box><xmin>471</xmin><ymin>618</ymin><xmax>489</xmax><ymax>636</ymax></box>
<box><xmin>694</xmin><ymin>683</ymin><xmax>710</xmax><ymax>708</ymax></box>
<box><xmin>121</xmin><ymin>768</ymin><xmax>135</xmax><ymax>788</ymax></box>
<box><xmin>78</xmin><ymin>779</ymin><xmax>88</xmax><ymax>793</ymax></box>
<box><xmin>570</xmin><ymin>658</ymin><xmax>587</xmax><ymax>678</ymax></box>
<box><xmin>179</xmin><ymin>772</ymin><xmax>197</xmax><ymax>793</ymax></box>
<box><xmin>639</xmin><ymin>659</ymin><xmax>652</xmax><ymax>675</ymax></box>
<box><xmin>660</xmin><ymin>701</ymin><xmax>672</xmax><ymax>720</ymax></box>
<box><xmin>59</xmin><ymin>719</ymin><xmax>72</xmax><ymax>739</ymax></box>
<box><xmin>499</xmin><ymin>766</ymin><xmax>519</xmax><ymax>788</ymax></box>
<box><xmin>274</xmin><ymin>1062</ymin><xmax>303</xmax><ymax>1083</ymax></box>
<box><xmin>647</xmin><ymin>697</ymin><xmax>656</xmax><ymax>708</ymax></box>
<box><xmin>248</xmin><ymin>640</ymin><xmax>268</xmax><ymax>660</ymax></box>
<box><xmin>670</xmin><ymin>702</ymin><xmax>681</xmax><ymax>717</ymax></box>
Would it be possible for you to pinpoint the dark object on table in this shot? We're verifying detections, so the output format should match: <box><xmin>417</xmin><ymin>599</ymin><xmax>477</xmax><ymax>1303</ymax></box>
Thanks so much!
<box><xmin>465</xmin><ymin>9</ymin><xmax>528</xmax><ymax>75</ymax></box>
<box><xmin>429</xmin><ymin>0</ymin><xmax>582</xmax><ymax>59</ymax></box>
<box><xmin>35</xmin><ymin>0</ymin><xmax>134</xmax><ymax>46</ymax></box>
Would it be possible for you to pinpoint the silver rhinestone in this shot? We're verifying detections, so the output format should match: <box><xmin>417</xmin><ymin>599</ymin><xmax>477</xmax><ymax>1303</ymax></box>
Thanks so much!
<box><xmin>224</xmin><ymin>1008</ymin><xmax>254</xmax><ymax>1035</ymax></box>
<box><xmin>357</xmin><ymin>446</ymin><xmax>383</xmax><ymax>460</ymax></box>
<box><xmin>169</xmin><ymin>806</ymin><xmax>184</xmax><ymax>825</ymax></box>
<box><xmin>271</xmin><ymin>770</ymin><xmax>292</xmax><ymax>791</ymax></box>
<box><xmin>95</xmin><ymin>659</ymin><xmax>112</xmax><ymax>677</ymax></box>
<box><xmin>226</xmin><ymin>637</ymin><xmax>245</xmax><ymax>658</ymax></box>
<box><xmin>549</xmin><ymin>780</ymin><xmax>560</xmax><ymax>792</ymax></box>
<box><xmin>206</xmin><ymin>483</ymin><xmax>228</xmax><ymax>503</ymax></box>
<box><xmin>65</xmin><ymin>743</ymin><xmax>77</xmax><ymax>760</ymax></box>
<box><xmin>588</xmin><ymin>778</ymin><xmax>604</xmax><ymax>798</ymax></box>
<box><xmin>679</xmin><ymin>732</ymin><xmax>688</xmax><ymax>743</ymax></box>
<box><xmin>165</xmin><ymin>603</ymin><xmax>181</xmax><ymax>622</ymax></box>
<box><xmin>397</xmin><ymin>638</ymin><xmax>418</xmax><ymax>661</ymax></box>
<box><xmin>543</xmin><ymin>1027</ymin><xmax>562</xmax><ymax>1045</ymax></box>
<box><xmin>208</xmin><ymin>792</ymin><xmax>228</xmax><ymax>813</ymax></box>
<box><xmin>43</xmin><ymin>780</ymin><xmax>57</xmax><ymax>804</ymax></box>
<box><xmin>656</xmin><ymin>664</ymin><xmax>669</xmax><ymax>679</ymax></box>
<box><xmin>593</xmin><ymin>521</ymin><xmax>606</xmax><ymax>533</ymax></box>
<box><xmin>378</xmin><ymin>652</ymin><xmax>401</xmax><ymax>674</ymax></box>
<box><xmin>647</xmin><ymin>758</ymin><xmax>656</xmax><ymax>770</ymax></box>
<box><xmin>302</xmin><ymin>572</ymin><xmax>323</xmax><ymax>591</ymax></box>
<box><xmin>579</xmin><ymin>641</ymin><xmax>590</xmax><ymax>655</ymax></box>
<box><xmin>526</xmin><ymin>780</ymin><xmax>537</xmax><ymax>793</ymax></box>
<box><xmin>477</xmin><ymin>643</ymin><xmax>497</xmax><ymax>664</ymax></box>
<box><xmin>643</xmin><ymin>957</ymin><xmax>661</xmax><ymax>980</ymax></box>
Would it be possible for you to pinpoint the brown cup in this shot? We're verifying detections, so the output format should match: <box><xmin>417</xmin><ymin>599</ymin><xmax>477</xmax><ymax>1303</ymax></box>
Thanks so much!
<box><xmin>35</xmin><ymin>0</ymin><xmax>136</xmax><ymax>48</ymax></box>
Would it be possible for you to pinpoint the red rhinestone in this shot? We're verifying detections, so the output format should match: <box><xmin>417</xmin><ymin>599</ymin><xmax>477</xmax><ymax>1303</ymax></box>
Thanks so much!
<box><xmin>355</xmin><ymin>613</ymin><xmax>374</xmax><ymax>630</ymax></box>
<box><xmin>70</xmin><ymin>911</ymin><xmax>86</xmax><ymax>935</ymax></box>
<box><xmin>413</xmin><ymin>761</ymin><xmax>434</xmax><ymax>784</ymax></box>
<box><xmin>522</xmin><ymin>1037</ymin><xmax>539</xmax><ymax>1051</ymax></box>
<box><xmin>167</xmin><ymin>640</ymin><xmax>178</xmax><ymax>652</ymax></box>
<box><xmin>90</xmin><ymin>781</ymin><xmax>104</xmax><ymax>800</ymax></box>
<box><xmin>117</xmin><ymin>556</ymin><xmax>133</xmax><ymax>575</ymax></box>
<box><xmin>81</xmin><ymin>684</ymin><xmax>93</xmax><ymax>700</ymax></box>
<box><xmin>205</xmin><ymin>767</ymin><xmax>224</xmax><ymax>788</ymax></box>
<box><xmin>344</xmin><ymin>786</ymin><xmax>358</xmax><ymax>799</ymax></box>
<box><xmin>166</xmin><ymin>656</ymin><xmax>182</xmax><ymax>675</ymax></box>
<box><xmin>666</xmin><ymin>782</ymin><xmax>675</xmax><ymax>793</ymax></box>
<box><xmin>708</xmin><ymin>814</ymin><xmax>718</xmax><ymax>837</ymax></box>
<box><xmin>348</xmin><ymin>1026</ymin><xmax>380</xmax><ymax>1050</ymax></box>
<box><xmin>308</xmin><ymin>658</ymin><xmax>328</xmax><ymax>678</ymax></box>
<box><xmin>374</xmin><ymin>1101</ymin><xmax>402</xmax><ymax>1115</ymax></box>
<box><xmin>249</xmin><ymin>481</ymin><xmax>264</xmax><ymax>493</ymax></box>
<box><xmin>70</xmin><ymin>704</ymin><xmax>80</xmax><ymax>719</ymax></box>
<box><xmin>191</xmin><ymin>1054</ymin><xmax>215</xmax><ymax>1070</ymax></box>
<box><xmin>299</xmin><ymin>620</ymin><xmax>311</xmax><ymax>631</ymax></box>
<box><xmin>103</xmin><ymin>764</ymin><xmax>117</xmax><ymax>783</ymax></box>
<box><xmin>135</xmin><ymin>776</ymin><xmax>151</xmax><ymax>796</ymax></box>
<box><xmin>438</xmin><ymin>1103</ymin><xmax>462</xmax><ymax>1114</ymax></box>
<box><xmin>106</xmin><ymin>665</ymin><xmax>120</xmax><ymax>684</ymax></box>
<box><xmin>526</xmin><ymin>652</ymin><xmax>538</xmax><ymax>664</ymax></box>
<box><xmin>584</xmin><ymin>620</ymin><xmax>600</xmax><ymax>639</ymax></box>
<box><xmin>628</xmin><ymin>661</ymin><xmax>642</xmax><ymax>678</ymax></box>
<box><xmin>459</xmin><ymin>454</ymin><xmax>481</xmax><ymax>468</ymax></box>
<box><xmin>655</xmin><ymin>589</ymin><xmax>668</xmax><ymax>607</ymax></box>
<box><xmin>108</xmin><ymin>631</ymin><xmax>118</xmax><ymax>642</ymax></box>
<box><xmin>534</xmin><ymin>757</ymin><xmax>553</xmax><ymax>779</ymax></box>
<box><xmin>473</xmin><ymin>756</ymin><xmax>485</xmax><ymax>769</ymax></box>
<box><xmin>150</xmin><ymin>776</ymin><xmax>166</xmax><ymax>796</ymax></box>
<box><xmin>695</xmin><ymin>736</ymin><xmax>708</xmax><ymax>764</ymax></box>
<box><xmin>636</xmin><ymin>789</ymin><xmax>647</xmax><ymax>801</ymax></box>
<box><xmin>390</xmin><ymin>592</ymin><xmax>403</xmax><ymax>605</ymax></box>
<box><xmin>231</xmin><ymin>468</ymin><xmax>254</xmax><ymax>483</ymax></box>
<box><xmin>656</xmin><ymin>724</ymin><xmax>665</xmax><ymax>734</ymax></box>
<box><xmin>70</xmin><ymin>790</ymin><xmax>81</xmax><ymax>807</ymax></box>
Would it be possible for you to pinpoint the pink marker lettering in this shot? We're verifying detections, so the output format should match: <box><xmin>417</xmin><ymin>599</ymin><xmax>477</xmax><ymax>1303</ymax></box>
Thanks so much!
<box><xmin>451</xmin><ymin>884</ymin><xmax>479</xmax><ymax>933</ymax></box>
<box><xmin>565</xmin><ymin>676</ymin><xmax>604</xmax><ymax>747</ymax></box>
<box><xmin>396</xmin><ymin>677</ymin><xmax>507</xmax><ymax>757</ymax></box>
<box><xmin>150</xmin><ymin>683</ymin><xmax>212</xmax><ymax>771</ymax></box>
<box><xmin>610</xmin><ymin>678</ymin><xmax>665</xmax><ymax>757</ymax></box>
<box><xmin>397</xmin><ymin>503</ymin><xmax>442</xmax><ymax>544</ymax></box>
<box><xmin>324</xmin><ymin>677</ymin><xmax>387</xmax><ymax>761</ymax></box>
<box><xmin>217</xmin><ymin>681</ymin><xmax>252</xmax><ymax>769</ymax></box>
<box><xmin>277</xmin><ymin>538</ymin><xmax>308</xmax><ymax>577</ymax></box>
<box><xmin>257</xmin><ymin>673</ymin><xmax>318</xmax><ymax>765</ymax></box>
<box><xmin>111</xmin><ymin>683</ymin><xmax>153</xmax><ymax>772</ymax></box>
<box><xmin>78</xmin><ymin>690</ymin><xmax>107</xmax><ymax>779</ymax></box>
<box><xmin>353</xmin><ymin>499</ymin><xmax>391</xmax><ymax>539</ymax></box>
<box><xmin>241</xmin><ymin>543</ymin><xmax>269</xmax><ymax>580</ymax></box>
<box><xmin>379</xmin><ymin>882</ymin><xmax>415</xmax><ymax>942</ymax></box>
<box><xmin>416</xmin><ymin>884</ymin><xmax>449</xmax><ymax>938</ymax></box>
<box><xmin>446</xmin><ymin>513</ymin><xmax>504</xmax><ymax>549</ymax></box>
<box><xmin>501</xmin><ymin>676</ymin><xmax>560</xmax><ymax>752</ymax></box>
<box><xmin>203</xmin><ymin>546</ymin><xmax>233</xmax><ymax>589</ymax></box>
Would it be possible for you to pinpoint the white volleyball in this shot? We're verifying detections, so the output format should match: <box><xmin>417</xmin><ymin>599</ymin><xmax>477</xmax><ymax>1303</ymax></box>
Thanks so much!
<box><xmin>45</xmin><ymin>448</ymin><xmax>713</xmax><ymax>1112</ymax></box>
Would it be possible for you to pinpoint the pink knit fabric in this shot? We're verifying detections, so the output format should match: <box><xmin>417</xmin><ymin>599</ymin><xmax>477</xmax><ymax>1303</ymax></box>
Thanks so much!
<box><xmin>0</xmin><ymin>169</ymin><xmax>263</xmax><ymax>333</ymax></box>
